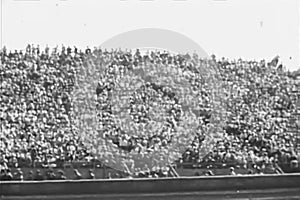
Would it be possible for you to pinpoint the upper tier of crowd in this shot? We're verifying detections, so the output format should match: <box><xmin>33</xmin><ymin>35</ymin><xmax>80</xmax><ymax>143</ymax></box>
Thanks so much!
<box><xmin>1</xmin><ymin>45</ymin><xmax>299</xmax><ymax>179</ymax></box>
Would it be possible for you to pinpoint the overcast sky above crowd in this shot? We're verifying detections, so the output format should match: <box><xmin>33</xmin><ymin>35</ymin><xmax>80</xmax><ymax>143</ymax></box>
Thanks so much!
<box><xmin>1</xmin><ymin>0</ymin><xmax>299</xmax><ymax>71</ymax></box>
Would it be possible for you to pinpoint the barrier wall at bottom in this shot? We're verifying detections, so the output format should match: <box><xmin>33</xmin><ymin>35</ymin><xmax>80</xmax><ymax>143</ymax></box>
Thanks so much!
<box><xmin>1</xmin><ymin>173</ymin><xmax>300</xmax><ymax>196</ymax></box>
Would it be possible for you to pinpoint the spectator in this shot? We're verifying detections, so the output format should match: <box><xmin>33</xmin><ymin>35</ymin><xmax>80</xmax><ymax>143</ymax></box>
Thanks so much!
<box><xmin>205</xmin><ymin>170</ymin><xmax>215</xmax><ymax>176</ymax></box>
<box><xmin>56</xmin><ymin>170</ymin><xmax>66</xmax><ymax>180</ymax></box>
<box><xmin>73</xmin><ymin>169</ymin><xmax>82</xmax><ymax>179</ymax></box>
<box><xmin>107</xmin><ymin>172</ymin><xmax>112</xmax><ymax>179</ymax></box>
<box><xmin>27</xmin><ymin>170</ymin><xmax>34</xmax><ymax>180</ymax></box>
<box><xmin>88</xmin><ymin>169</ymin><xmax>95</xmax><ymax>179</ymax></box>
<box><xmin>34</xmin><ymin>169</ymin><xmax>44</xmax><ymax>181</ymax></box>
<box><xmin>46</xmin><ymin>169</ymin><xmax>56</xmax><ymax>180</ymax></box>
<box><xmin>13</xmin><ymin>168</ymin><xmax>23</xmax><ymax>181</ymax></box>
<box><xmin>0</xmin><ymin>169</ymin><xmax>6</xmax><ymax>181</ymax></box>
<box><xmin>3</xmin><ymin>169</ymin><xmax>14</xmax><ymax>181</ymax></box>
<box><xmin>229</xmin><ymin>167</ymin><xmax>236</xmax><ymax>175</ymax></box>
<box><xmin>255</xmin><ymin>166</ymin><xmax>264</xmax><ymax>175</ymax></box>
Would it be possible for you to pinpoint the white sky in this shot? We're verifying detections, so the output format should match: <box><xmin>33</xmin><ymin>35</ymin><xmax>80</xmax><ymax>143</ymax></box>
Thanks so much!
<box><xmin>1</xmin><ymin>0</ymin><xmax>300</xmax><ymax>71</ymax></box>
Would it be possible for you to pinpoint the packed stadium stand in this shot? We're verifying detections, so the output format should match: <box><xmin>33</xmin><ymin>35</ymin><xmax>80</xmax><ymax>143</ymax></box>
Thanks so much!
<box><xmin>0</xmin><ymin>45</ymin><xmax>299</xmax><ymax>181</ymax></box>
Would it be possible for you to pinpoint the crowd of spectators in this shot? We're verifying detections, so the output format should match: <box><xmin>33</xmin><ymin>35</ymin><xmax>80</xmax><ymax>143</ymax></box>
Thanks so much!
<box><xmin>0</xmin><ymin>45</ymin><xmax>299</xmax><ymax>181</ymax></box>
<box><xmin>181</xmin><ymin>57</ymin><xmax>300</xmax><ymax>172</ymax></box>
<box><xmin>0</xmin><ymin>168</ymin><xmax>96</xmax><ymax>181</ymax></box>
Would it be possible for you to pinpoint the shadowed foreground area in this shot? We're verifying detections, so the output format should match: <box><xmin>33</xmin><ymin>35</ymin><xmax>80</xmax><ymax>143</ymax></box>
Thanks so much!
<box><xmin>1</xmin><ymin>174</ymin><xmax>300</xmax><ymax>200</ymax></box>
<box><xmin>2</xmin><ymin>188</ymin><xmax>300</xmax><ymax>200</ymax></box>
